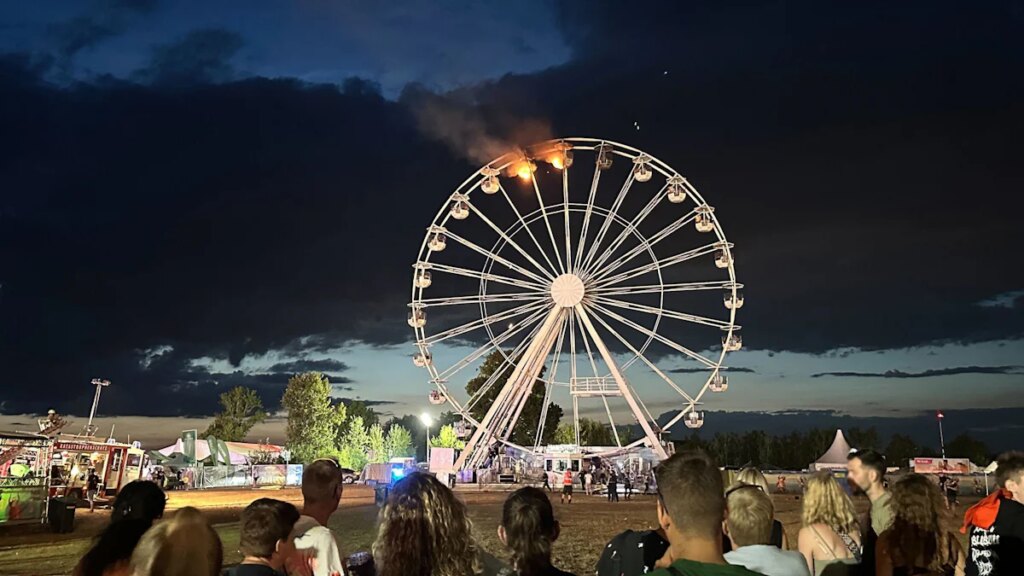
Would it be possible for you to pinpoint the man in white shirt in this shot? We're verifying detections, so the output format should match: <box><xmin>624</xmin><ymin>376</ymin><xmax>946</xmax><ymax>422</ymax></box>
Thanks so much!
<box><xmin>289</xmin><ymin>458</ymin><xmax>346</xmax><ymax>576</ymax></box>
<box><xmin>723</xmin><ymin>485</ymin><xmax>809</xmax><ymax>576</ymax></box>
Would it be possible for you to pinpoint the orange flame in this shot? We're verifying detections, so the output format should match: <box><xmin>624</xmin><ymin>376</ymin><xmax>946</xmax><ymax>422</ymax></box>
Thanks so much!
<box><xmin>516</xmin><ymin>161</ymin><xmax>535</xmax><ymax>180</ymax></box>
<box><xmin>550</xmin><ymin>155</ymin><xmax>564</xmax><ymax>170</ymax></box>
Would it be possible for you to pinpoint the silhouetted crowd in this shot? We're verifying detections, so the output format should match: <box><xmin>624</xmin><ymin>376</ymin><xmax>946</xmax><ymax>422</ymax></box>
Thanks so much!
<box><xmin>69</xmin><ymin>450</ymin><xmax>1024</xmax><ymax>576</ymax></box>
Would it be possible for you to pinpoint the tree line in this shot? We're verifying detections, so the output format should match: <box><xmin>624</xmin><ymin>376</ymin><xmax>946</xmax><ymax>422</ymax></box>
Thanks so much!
<box><xmin>202</xmin><ymin>363</ymin><xmax>994</xmax><ymax>470</ymax></box>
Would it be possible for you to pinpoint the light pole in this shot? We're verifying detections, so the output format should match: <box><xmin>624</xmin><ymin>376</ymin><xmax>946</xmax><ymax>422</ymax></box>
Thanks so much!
<box><xmin>420</xmin><ymin>413</ymin><xmax>433</xmax><ymax>464</ymax></box>
<box><xmin>937</xmin><ymin>410</ymin><xmax>946</xmax><ymax>458</ymax></box>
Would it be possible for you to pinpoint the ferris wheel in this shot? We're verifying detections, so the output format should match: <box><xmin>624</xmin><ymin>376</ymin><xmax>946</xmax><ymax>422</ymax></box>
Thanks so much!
<box><xmin>408</xmin><ymin>138</ymin><xmax>743</xmax><ymax>471</ymax></box>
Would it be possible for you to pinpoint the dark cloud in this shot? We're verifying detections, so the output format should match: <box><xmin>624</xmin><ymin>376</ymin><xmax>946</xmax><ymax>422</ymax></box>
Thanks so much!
<box><xmin>264</xmin><ymin>359</ymin><xmax>350</xmax><ymax>375</ymax></box>
<box><xmin>2</xmin><ymin>2</ymin><xmax>1023</xmax><ymax>418</ymax></box>
<box><xmin>669</xmin><ymin>367</ymin><xmax>756</xmax><ymax>374</ymax></box>
<box><xmin>811</xmin><ymin>366</ymin><xmax>1024</xmax><ymax>379</ymax></box>
<box><xmin>132</xmin><ymin>28</ymin><xmax>244</xmax><ymax>86</ymax></box>
<box><xmin>48</xmin><ymin>0</ymin><xmax>157</xmax><ymax>65</ymax></box>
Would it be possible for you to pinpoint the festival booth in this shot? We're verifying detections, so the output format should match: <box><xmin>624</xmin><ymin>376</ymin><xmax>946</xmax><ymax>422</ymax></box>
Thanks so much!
<box><xmin>49</xmin><ymin>437</ymin><xmax>146</xmax><ymax>500</ymax></box>
<box><xmin>153</xmin><ymin>439</ymin><xmax>299</xmax><ymax>489</ymax></box>
<box><xmin>0</xmin><ymin>431</ymin><xmax>51</xmax><ymax>525</ymax></box>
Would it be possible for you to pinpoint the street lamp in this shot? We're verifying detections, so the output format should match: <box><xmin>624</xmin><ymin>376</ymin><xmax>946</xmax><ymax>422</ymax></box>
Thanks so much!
<box><xmin>937</xmin><ymin>410</ymin><xmax>946</xmax><ymax>458</ymax></box>
<box><xmin>420</xmin><ymin>413</ymin><xmax>433</xmax><ymax>464</ymax></box>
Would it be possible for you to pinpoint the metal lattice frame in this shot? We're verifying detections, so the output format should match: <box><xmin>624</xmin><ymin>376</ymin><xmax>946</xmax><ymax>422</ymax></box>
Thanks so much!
<box><xmin>409</xmin><ymin>138</ymin><xmax>743</xmax><ymax>471</ymax></box>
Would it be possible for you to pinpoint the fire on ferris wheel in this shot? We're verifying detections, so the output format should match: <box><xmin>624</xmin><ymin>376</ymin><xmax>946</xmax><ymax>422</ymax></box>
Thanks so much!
<box><xmin>408</xmin><ymin>138</ymin><xmax>743</xmax><ymax>471</ymax></box>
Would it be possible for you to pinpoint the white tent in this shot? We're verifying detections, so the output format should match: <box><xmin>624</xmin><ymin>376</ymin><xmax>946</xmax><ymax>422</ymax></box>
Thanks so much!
<box><xmin>811</xmin><ymin>429</ymin><xmax>853</xmax><ymax>471</ymax></box>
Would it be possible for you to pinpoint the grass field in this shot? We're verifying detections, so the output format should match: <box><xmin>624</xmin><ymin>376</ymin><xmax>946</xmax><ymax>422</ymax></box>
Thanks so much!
<box><xmin>0</xmin><ymin>486</ymin><xmax>979</xmax><ymax>576</ymax></box>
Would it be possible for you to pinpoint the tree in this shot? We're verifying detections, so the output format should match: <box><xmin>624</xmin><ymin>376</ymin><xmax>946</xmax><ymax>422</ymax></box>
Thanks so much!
<box><xmin>386</xmin><ymin>425</ymin><xmax>413</xmax><ymax>459</ymax></box>
<box><xmin>388</xmin><ymin>415</ymin><xmax>429</xmax><ymax>461</ymax></box>
<box><xmin>885</xmin><ymin>434</ymin><xmax>920</xmax><ymax>466</ymax></box>
<box><xmin>202</xmin><ymin>386</ymin><xmax>266</xmax><ymax>441</ymax></box>
<box><xmin>431</xmin><ymin>424</ymin><xmax>466</xmax><ymax>449</ymax></box>
<box><xmin>946</xmin><ymin>433</ymin><xmax>991</xmax><ymax>466</ymax></box>
<box><xmin>344</xmin><ymin>400</ymin><xmax>380</xmax><ymax>428</ymax></box>
<box><xmin>367</xmin><ymin>424</ymin><xmax>387</xmax><ymax>463</ymax></box>
<box><xmin>465</xmin><ymin>350</ymin><xmax>563</xmax><ymax>446</ymax></box>
<box><xmin>337</xmin><ymin>415</ymin><xmax>371</xmax><ymax>470</ymax></box>
<box><xmin>553</xmin><ymin>423</ymin><xmax>575</xmax><ymax>445</ymax></box>
<box><xmin>847</xmin><ymin>427</ymin><xmax>881</xmax><ymax>451</ymax></box>
<box><xmin>330</xmin><ymin>402</ymin><xmax>348</xmax><ymax>450</ymax></box>
<box><xmin>578</xmin><ymin>418</ymin><xmax>616</xmax><ymax>446</ymax></box>
<box><xmin>281</xmin><ymin>372</ymin><xmax>339</xmax><ymax>463</ymax></box>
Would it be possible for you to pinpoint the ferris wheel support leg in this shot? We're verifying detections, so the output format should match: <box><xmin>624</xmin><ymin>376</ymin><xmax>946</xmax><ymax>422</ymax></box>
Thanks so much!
<box><xmin>497</xmin><ymin>312</ymin><xmax>565</xmax><ymax>442</ymax></box>
<box><xmin>574</xmin><ymin>305</ymin><xmax>669</xmax><ymax>460</ymax></box>
<box><xmin>454</xmin><ymin>307</ymin><xmax>564</xmax><ymax>472</ymax></box>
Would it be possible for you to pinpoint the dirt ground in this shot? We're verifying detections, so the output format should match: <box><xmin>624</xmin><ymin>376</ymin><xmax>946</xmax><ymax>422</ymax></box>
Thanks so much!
<box><xmin>0</xmin><ymin>486</ymin><xmax>982</xmax><ymax>576</ymax></box>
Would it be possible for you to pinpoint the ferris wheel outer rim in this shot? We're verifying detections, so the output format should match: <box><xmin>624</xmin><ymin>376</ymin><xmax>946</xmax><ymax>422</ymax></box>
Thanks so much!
<box><xmin>408</xmin><ymin>138</ymin><xmax>741</xmax><ymax>452</ymax></box>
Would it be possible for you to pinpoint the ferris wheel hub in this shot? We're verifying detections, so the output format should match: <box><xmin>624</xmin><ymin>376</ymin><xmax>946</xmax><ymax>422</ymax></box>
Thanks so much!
<box><xmin>550</xmin><ymin>273</ymin><xmax>585</xmax><ymax>308</ymax></box>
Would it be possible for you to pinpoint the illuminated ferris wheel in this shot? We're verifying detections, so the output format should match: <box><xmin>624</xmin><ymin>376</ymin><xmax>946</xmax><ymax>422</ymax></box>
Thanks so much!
<box><xmin>408</xmin><ymin>138</ymin><xmax>743</xmax><ymax>470</ymax></box>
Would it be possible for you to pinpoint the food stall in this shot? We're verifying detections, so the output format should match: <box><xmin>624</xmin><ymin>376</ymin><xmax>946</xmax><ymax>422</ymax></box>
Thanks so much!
<box><xmin>49</xmin><ymin>437</ymin><xmax>145</xmax><ymax>501</ymax></box>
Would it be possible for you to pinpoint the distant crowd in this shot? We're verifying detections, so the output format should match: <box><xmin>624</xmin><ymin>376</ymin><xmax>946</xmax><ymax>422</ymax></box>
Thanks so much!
<box><xmin>70</xmin><ymin>450</ymin><xmax>1024</xmax><ymax>576</ymax></box>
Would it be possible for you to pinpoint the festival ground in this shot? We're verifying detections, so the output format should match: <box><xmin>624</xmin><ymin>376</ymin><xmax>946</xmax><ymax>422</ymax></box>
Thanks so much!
<box><xmin>0</xmin><ymin>486</ymin><xmax>981</xmax><ymax>576</ymax></box>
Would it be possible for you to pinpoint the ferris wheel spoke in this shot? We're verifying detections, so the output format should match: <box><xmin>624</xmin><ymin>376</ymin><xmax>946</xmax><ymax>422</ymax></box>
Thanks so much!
<box><xmin>592</xmin><ymin>280</ymin><xmax>739</xmax><ymax>297</ymax></box>
<box><xmin>585</xmin><ymin>306</ymin><xmax>697</xmax><ymax>403</ymax></box>
<box><xmin>533</xmin><ymin>317</ymin><xmax>567</xmax><ymax>449</ymax></box>
<box><xmin>464</xmin><ymin>316</ymin><xmax>546</xmax><ymax>412</ymax></box>
<box><xmin>582</xmin><ymin>182</ymin><xmax>668</xmax><ymax>279</ymax></box>
<box><xmin>531</xmin><ymin>174</ymin><xmax>567</xmax><ymax>275</ymax></box>
<box><xmin>445</xmin><ymin>229</ymin><xmax>552</xmax><ymax>286</ymax></box>
<box><xmin>573</xmin><ymin>162</ymin><xmax>603</xmax><ymax>272</ymax></box>
<box><xmin>568</xmin><ymin>308</ymin><xmax>579</xmax><ymax>445</ymax></box>
<box><xmin>587</xmin><ymin>209</ymin><xmax>698</xmax><ymax>284</ymax></box>
<box><xmin>594</xmin><ymin>242</ymin><xmax>726</xmax><ymax>288</ymax></box>
<box><xmin>498</xmin><ymin>184</ymin><xmax>561</xmax><ymax>278</ymax></box>
<box><xmin>588</xmin><ymin>301</ymin><xmax>719</xmax><ymax>368</ymax></box>
<box><xmin>418</xmin><ymin>292</ymin><xmax>546</xmax><ymax>308</ymax></box>
<box><xmin>434</xmin><ymin>305</ymin><xmax>550</xmax><ymax>382</ymax></box>
<box><xmin>594</xmin><ymin>296</ymin><xmax>732</xmax><ymax>329</ymax></box>
<box><xmin>424</xmin><ymin>262</ymin><xmax>546</xmax><ymax>291</ymax></box>
<box><xmin>423</xmin><ymin>300</ymin><xmax>550</xmax><ymax>346</ymax></box>
<box><xmin>562</xmin><ymin>166</ymin><xmax>572</xmax><ymax>278</ymax></box>
<box><xmin>467</xmin><ymin>201</ymin><xmax>556</xmax><ymax>282</ymax></box>
<box><xmin>579</xmin><ymin>173</ymin><xmax>636</xmax><ymax>277</ymax></box>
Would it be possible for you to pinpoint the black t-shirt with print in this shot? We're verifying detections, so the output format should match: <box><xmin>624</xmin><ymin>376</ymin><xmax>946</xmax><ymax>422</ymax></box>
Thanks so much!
<box><xmin>967</xmin><ymin>497</ymin><xmax>1024</xmax><ymax>576</ymax></box>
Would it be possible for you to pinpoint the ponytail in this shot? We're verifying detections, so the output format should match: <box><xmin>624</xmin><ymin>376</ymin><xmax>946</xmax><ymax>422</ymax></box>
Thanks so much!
<box><xmin>501</xmin><ymin>487</ymin><xmax>557</xmax><ymax>576</ymax></box>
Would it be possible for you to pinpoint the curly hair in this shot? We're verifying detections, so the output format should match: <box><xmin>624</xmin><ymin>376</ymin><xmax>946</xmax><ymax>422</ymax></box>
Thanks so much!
<box><xmin>501</xmin><ymin>487</ymin><xmax>558</xmax><ymax>576</ymax></box>
<box><xmin>801</xmin><ymin>471</ymin><xmax>859</xmax><ymax>534</ymax></box>
<box><xmin>373</xmin><ymin>472</ymin><xmax>481</xmax><ymax>576</ymax></box>
<box><xmin>886</xmin><ymin>474</ymin><xmax>962</xmax><ymax>572</ymax></box>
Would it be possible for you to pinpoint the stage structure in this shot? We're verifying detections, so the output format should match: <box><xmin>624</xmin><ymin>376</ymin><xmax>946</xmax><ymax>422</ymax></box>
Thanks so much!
<box><xmin>408</xmin><ymin>138</ymin><xmax>743</xmax><ymax>471</ymax></box>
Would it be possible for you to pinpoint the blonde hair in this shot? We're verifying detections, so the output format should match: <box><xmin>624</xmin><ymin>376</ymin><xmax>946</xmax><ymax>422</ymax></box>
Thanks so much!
<box><xmin>373</xmin><ymin>472</ymin><xmax>481</xmax><ymax>576</ymax></box>
<box><xmin>131</xmin><ymin>507</ymin><xmax>222</xmax><ymax>576</ymax></box>
<box><xmin>725</xmin><ymin>485</ymin><xmax>773</xmax><ymax>547</ymax></box>
<box><xmin>735</xmin><ymin>467</ymin><xmax>771</xmax><ymax>494</ymax></box>
<box><xmin>802</xmin><ymin>471</ymin><xmax>859</xmax><ymax>534</ymax></box>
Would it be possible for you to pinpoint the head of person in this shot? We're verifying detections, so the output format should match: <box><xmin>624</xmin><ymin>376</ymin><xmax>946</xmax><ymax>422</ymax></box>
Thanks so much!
<box><xmin>239</xmin><ymin>498</ymin><xmax>302</xmax><ymax>570</ymax></box>
<box><xmin>724</xmin><ymin>484</ymin><xmax>774</xmax><ymax>549</ymax></box>
<box><xmin>373</xmin><ymin>472</ymin><xmax>479</xmax><ymax>576</ymax></box>
<box><xmin>654</xmin><ymin>451</ymin><xmax>724</xmax><ymax>542</ymax></box>
<box><xmin>802</xmin><ymin>471</ymin><xmax>859</xmax><ymax>534</ymax></box>
<box><xmin>884</xmin><ymin>473</ymin><xmax>958</xmax><ymax>571</ymax></box>
<box><xmin>499</xmin><ymin>487</ymin><xmax>559</xmax><ymax>576</ymax></box>
<box><xmin>131</xmin><ymin>507</ymin><xmax>222</xmax><ymax>576</ymax></box>
<box><xmin>76</xmin><ymin>518</ymin><xmax>152</xmax><ymax>576</ymax></box>
<box><xmin>734</xmin><ymin>467</ymin><xmax>772</xmax><ymax>498</ymax></box>
<box><xmin>302</xmin><ymin>458</ymin><xmax>344</xmax><ymax>511</ymax></box>
<box><xmin>846</xmin><ymin>449</ymin><xmax>886</xmax><ymax>493</ymax></box>
<box><xmin>111</xmin><ymin>480</ymin><xmax>166</xmax><ymax>524</ymax></box>
<box><xmin>995</xmin><ymin>451</ymin><xmax>1024</xmax><ymax>505</ymax></box>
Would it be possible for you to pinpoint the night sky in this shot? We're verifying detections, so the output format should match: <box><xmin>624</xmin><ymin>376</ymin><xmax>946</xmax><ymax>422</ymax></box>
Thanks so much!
<box><xmin>1</xmin><ymin>1</ymin><xmax>1022</xmax><ymax>450</ymax></box>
